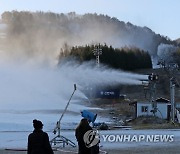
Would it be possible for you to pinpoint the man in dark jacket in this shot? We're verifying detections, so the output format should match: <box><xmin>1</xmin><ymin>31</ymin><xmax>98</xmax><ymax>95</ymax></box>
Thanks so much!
<box><xmin>27</xmin><ymin>119</ymin><xmax>54</xmax><ymax>154</ymax></box>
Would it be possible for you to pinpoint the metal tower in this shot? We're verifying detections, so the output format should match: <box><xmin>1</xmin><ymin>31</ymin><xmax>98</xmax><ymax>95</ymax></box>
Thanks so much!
<box><xmin>93</xmin><ymin>46</ymin><xmax>102</xmax><ymax>67</ymax></box>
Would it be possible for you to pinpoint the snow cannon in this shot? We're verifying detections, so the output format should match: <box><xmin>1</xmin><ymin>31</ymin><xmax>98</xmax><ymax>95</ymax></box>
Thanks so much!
<box><xmin>81</xmin><ymin>110</ymin><xmax>97</xmax><ymax>124</ymax></box>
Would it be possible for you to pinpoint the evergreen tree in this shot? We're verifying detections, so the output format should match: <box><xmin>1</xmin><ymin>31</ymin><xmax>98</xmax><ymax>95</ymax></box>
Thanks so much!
<box><xmin>59</xmin><ymin>44</ymin><xmax>152</xmax><ymax>71</ymax></box>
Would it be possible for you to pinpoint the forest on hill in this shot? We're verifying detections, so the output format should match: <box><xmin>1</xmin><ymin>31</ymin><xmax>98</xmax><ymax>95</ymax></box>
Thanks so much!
<box><xmin>59</xmin><ymin>44</ymin><xmax>152</xmax><ymax>71</ymax></box>
<box><xmin>0</xmin><ymin>11</ymin><xmax>179</xmax><ymax>66</ymax></box>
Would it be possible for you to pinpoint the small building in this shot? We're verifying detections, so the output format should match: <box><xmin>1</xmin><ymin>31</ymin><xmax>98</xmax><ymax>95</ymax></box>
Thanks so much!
<box><xmin>130</xmin><ymin>98</ymin><xmax>171</xmax><ymax>120</ymax></box>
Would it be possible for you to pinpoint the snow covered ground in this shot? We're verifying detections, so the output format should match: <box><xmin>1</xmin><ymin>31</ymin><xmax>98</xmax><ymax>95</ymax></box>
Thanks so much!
<box><xmin>0</xmin><ymin>100</ymin><xmax>108</xmax><ymax>149</ymax></box>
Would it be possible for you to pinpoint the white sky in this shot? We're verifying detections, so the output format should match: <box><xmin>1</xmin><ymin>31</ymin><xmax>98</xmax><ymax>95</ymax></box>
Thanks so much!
<box><xmin>0</xmin><ymin>0</ymin><xmax>179</xmax><ymax>40</ymax></box>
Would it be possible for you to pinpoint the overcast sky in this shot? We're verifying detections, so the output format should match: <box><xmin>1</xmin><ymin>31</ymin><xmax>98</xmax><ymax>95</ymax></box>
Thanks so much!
<box><xmin>0</xmin><ymin>0</ymin><xmax>179</xmax><ymax>40</ymax></box>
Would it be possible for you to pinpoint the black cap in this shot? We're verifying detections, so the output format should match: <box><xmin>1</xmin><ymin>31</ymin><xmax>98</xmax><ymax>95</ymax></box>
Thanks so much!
<box><xmin>33</xmin><ymin>119</ymin><xmax>43</xmax><ymax>129</ymax></box>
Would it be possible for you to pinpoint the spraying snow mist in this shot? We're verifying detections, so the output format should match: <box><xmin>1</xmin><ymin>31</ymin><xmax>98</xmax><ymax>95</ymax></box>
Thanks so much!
<box><xmin>0</xmin><ymin>60</ymin><xmax>148</xmax><ymax>131</ymax></box>
<box><xmin>157</xmin><ymin>43</ymin><xmax>178</xmax><ymax>63</ymax></box>
<box><xmin>0</xmin><ymin>61</ymin><xmax>148</xmax><ymax>111</ymax></box>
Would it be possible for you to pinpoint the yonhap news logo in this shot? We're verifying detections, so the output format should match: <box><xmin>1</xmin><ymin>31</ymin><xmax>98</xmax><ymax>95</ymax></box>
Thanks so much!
<box><xmin>102</xmin><ymin>134</ymin><xmax>174</xmax><ymax>143</ymax></box>
<box><xmin>83</xmin><ymin>130</ymin><xmax>100</xmax><ymax>148</ymax></box>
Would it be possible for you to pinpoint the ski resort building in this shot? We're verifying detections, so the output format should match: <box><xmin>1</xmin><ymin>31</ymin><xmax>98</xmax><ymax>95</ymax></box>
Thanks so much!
<box><xmin>130</xmin><ymin>98</ymin><xmax>172</xmax><ymax>120</ymax></box>
<box><xmin>130</xmin><ymin>97</ymin><xmax>180</xmax><ymax>122</ymax></box>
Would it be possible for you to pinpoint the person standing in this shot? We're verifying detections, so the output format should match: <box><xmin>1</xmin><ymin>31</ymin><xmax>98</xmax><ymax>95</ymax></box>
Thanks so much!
<box><xmin>27</xmin><ymin>119</ymin><xmax>54</xmax><ymax>154</ymax></box>
<box><xmin>75</xmin><ymin>118</ymin><xmax>92</xmax><ymax>154</ymax></box>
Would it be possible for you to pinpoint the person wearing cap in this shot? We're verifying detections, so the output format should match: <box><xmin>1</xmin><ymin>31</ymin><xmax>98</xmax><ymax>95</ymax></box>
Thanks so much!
<box><xmin>27</xmin><ymin>119</ymin><xmax>54</xmax><ymax>154</ymax></box>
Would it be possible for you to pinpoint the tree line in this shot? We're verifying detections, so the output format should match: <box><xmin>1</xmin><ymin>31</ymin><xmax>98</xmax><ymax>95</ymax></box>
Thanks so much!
<box><xmin>59</xmin><ymin>44</ymin><xmax>152</xmax><ymax>71</ymax></box>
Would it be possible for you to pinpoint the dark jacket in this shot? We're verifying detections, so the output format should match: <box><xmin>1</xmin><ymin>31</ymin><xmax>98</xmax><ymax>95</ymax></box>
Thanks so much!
<box><xmin>75</xmin><ymin>125</ymin><xmax>92</xmax><ymax>154</ymax></box>
<box><xmin>28</xmin><ymin>129</ymin><xmax>54</xmax><ymax>154</ymax></box>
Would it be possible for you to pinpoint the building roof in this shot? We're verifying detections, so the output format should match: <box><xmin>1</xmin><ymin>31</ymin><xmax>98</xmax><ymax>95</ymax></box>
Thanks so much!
<box><xmin>129</xmin><ymin>97</ymin><xmax>170</xmax><ymax>105</ymax></box>
<box><xmin>156</xmin><ymin>97</ymin><xmax>170</xmax><ymax>103</ymax></box>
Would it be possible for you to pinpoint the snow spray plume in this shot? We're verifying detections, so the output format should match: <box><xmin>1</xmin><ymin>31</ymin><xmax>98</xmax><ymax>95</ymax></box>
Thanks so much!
<box><xmin>157</xmin><ymin>43</ymin><xmax>178</xmax><ymax>63</ymax></box>
<box><xmin>58</xmin><ymin>60</ymin><xmax>148</xmax><ymax>88</ymax></box>
<box><xmin>0</xmin><ymin>61</ymin><xmax>148</xmax><ymax>111</ymax></box>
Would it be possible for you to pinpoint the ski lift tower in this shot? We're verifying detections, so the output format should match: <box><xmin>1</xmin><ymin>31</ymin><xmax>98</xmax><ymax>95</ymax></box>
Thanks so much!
<box><xmin>93</xmin><ymin>46</ymin><xmax>102</xmax><ymax>67</ymax></box>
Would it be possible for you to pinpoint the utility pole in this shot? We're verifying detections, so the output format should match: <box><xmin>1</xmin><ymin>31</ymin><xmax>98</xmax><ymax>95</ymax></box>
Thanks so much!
<box><xmin>148</xmin><ymin>73</ymin><xmax>159</xmax><ymax>116</ymax></box>
<box><xmin>158</xmin><ymin>60</ymin><xmax>179</xmax><ymax>123</ymax></box>
<box><xmin>150</xmin><ymin>82</ymin><xmax>157</xmax><ymax>115</ymax></box>
<box><xmin>170</xmin><ymin>77</ymin><xmax>176</xmax><ymax>123</ymax></box>
<box><xmin>93</xmin><ymin>45</ymin><xmax>102</xmax><ymax>67</ymax></box>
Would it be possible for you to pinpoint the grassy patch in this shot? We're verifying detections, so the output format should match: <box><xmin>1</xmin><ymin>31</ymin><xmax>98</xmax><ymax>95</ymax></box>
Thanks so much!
<box><xmin>130</xmin><ymin>116</ymin><xmax>180</xmax><ymax>129</ymax></box>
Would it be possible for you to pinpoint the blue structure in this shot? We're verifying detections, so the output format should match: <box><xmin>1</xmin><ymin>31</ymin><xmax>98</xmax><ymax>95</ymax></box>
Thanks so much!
<box><xmin>95</xmin><ymin>88</ymin><xmax>120</xmax><ymax>99</ymax></box>
<box><xmin>81</xmin><ymin>110</ymin><xmax>97</xmax><ymax>124</ymax></box>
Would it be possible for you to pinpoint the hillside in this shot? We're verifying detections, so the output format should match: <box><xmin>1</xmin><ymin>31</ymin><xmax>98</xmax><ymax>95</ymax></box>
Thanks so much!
<box><xmin>0</xmin><ymin>11</ymin><xmax>178</xmax><ymax>64</ymax></box>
